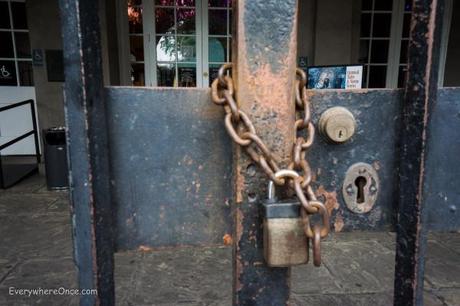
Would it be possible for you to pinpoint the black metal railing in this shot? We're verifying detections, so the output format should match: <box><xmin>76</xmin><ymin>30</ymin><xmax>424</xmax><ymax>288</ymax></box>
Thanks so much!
<box><xmin>0</xmin><ymin>99</ymin><xmax>40</xmax><ymax>188</ymax></box>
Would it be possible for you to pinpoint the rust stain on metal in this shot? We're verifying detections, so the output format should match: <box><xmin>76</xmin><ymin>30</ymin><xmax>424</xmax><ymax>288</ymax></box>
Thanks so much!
<box><xmin>235</xmin><ymin>150</ymin><xmax>245</xmax><ymax>204</ymax></box>
<box><xmin>334</xmin><ymin>213</ymin><xmax>345</xmax><ymax>232</ymax></box>
<box><xmin>317</xmin><ymin>185</ymin><xmax>339</xmax><ymax>216</ymax></box>
<box><xmin>223</xmin><ymin>233</ymin><xmax>233</xmax><ymax>246</ymax></box>
<box><xmin>138</xmin><ymin>245</ymin><xmax>153</xmax><ymax>252</ymax></box>
<box><xmin>235</xmin><ymin>207</ymin><xmax>244</xmax><ymax>291</ymax></box>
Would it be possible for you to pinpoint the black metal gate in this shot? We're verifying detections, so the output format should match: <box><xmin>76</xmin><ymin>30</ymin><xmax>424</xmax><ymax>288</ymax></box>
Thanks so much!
<box><xmin>59</xmin><ymin>0</ymin><xmax>459</xmax><ymax>305</ymax></box>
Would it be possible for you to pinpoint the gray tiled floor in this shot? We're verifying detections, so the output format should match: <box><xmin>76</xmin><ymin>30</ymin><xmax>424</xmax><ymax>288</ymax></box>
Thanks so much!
<box><xmin>0</xmin><ymin>173</ymin><xmax>459</xmax><ymax>305</ymax></box>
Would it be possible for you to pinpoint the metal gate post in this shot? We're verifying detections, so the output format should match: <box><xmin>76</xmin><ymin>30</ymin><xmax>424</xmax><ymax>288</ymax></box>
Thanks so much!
<box><xmin>394</xmin><ymin>0</ymin><xmax>445</xmax><ymax>304</ymax></box>
<box><xmin>232</xmin><ymin>1</ymin><xmax>298</xmax><ymax>304</ymax></box>
<box><xmin>59</xmin><ymin>0</ymin><xmax>115</xmax><ymax>305</ymax></box>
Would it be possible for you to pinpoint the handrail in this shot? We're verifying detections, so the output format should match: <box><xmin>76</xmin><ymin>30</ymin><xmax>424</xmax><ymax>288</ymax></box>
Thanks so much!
<box><xmin>0</xmin><ymin>99</ymin><xmax>34</xmax><ymax>112</ymax></box>
<box><xmin>0</xmin><ymin>99</ymin><xmax>41</xmax><ymax>188</ymax></box>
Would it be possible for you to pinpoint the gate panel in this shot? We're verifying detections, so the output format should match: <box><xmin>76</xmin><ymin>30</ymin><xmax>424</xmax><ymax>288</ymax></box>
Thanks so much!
<box><xmin>425</xmin><ymin>87</ymin><xmax>460</xmax><ymax>231</ymax></box>
<box><xmin>309</xmin><ymin>89</ymin><xmax>402</xmax><ymax>232</ymax></box>
<box><xmin>105</xmin><ymin>87</ymin><xmax>232</xmax><ymax>250</ymax></box>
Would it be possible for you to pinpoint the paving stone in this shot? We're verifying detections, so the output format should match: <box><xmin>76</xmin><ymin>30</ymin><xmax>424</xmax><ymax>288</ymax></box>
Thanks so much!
<box><xmin>1</xmin><ymin>173</ymin><xmax>460</xmax><ymax>306</ymax></box>
<box><xmin>320</xmin><ymin>239</ymin><xmax>396</xmax><ymax>293</ymax></box>
<box><xmin>425</xmin><ymin>240</ymin><xmax>460</xmax><ymax>289</ymax></box>
<box><xmin>128</xmin><ymin>247</ymin><xmax>232</xmax><ymax>305</ymax></box>
<box><xmin>435</xmin><ymin>288</ymin><xmax>460</xmax><ymax>306</ymax></box>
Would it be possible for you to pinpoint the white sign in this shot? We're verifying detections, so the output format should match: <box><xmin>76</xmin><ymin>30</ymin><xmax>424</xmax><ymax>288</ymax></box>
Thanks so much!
<box><xmin>345</xmin><ymin>66</ymin><xmax>363</xmax><ymax>89</ymax></box>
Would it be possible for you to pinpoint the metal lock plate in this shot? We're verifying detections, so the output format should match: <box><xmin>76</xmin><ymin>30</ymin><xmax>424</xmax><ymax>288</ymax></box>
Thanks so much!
<box><xmin>342</xmin><ymin>163</ymin><xmax>379</xmax><ymax>214</ymax></box>
<box><xmin>263</xmin><ymin>200</ymin><xmax>308</xmax><ymax>267</ymax></box>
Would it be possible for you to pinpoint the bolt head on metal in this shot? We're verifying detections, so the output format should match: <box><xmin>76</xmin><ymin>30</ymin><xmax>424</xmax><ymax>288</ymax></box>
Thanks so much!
<box><xmin>319</xmin><ymin>107</ymin><xmax>356</xmax><ymax>143</ymax></box>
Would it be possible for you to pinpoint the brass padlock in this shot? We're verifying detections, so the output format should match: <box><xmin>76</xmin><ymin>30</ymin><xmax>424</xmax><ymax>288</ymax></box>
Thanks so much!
<box><xmin>263</xmin><ymin>181</ymin><xmax>308</xmax><ymax>267</ymax></box>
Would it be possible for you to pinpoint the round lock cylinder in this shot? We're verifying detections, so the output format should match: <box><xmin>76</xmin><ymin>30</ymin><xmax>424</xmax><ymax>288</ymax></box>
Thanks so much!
<box><xmin>318</xmin><ymin>107</ymin><xmax>356</xmax><ymax>143</ymax></box>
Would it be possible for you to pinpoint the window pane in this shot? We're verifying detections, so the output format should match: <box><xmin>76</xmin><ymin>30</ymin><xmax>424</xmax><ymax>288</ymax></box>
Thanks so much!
<box><xmin>402</xmin><ymin>13</ymin><xmax>411</xmax><ymax>38</ymax></box>
<box><xmin>131</xmin><ymin>63</ymin><xmax>145</xmax><ymax>86</ymax></box>
<box><xmin>359</xmin><ymin>40</ymin><xmax>370</xmax><ymax>63</ymax></box>
<box><xmin>209</xmin><ymin>9</ymin><xmax>227</xmax><ymax>35</ymax></box>
<box><xmin>156</xmin><ymin>35</ymin><xmax>177</xmax><ymax>62</ymax></box>
<box><xmin>15</xmin><ymin>33</ymin><xmax>31</xmax><ymax>58</ymax></box>
<box><xmin>177</xmin><ymin>36</ymin><xmax>196</xmax><ymax>62</ymax></box>
<box><xmin>209</xmin><ymin>0</ymin><xmax>231</xmax><ymax>7</ymax></box>
<box><xmin>177</xmin><ymin>9</ymin><xmax>195</xmax><ymax>34</ymax></box>
<box><xmin>18</xmin><ymin>61</ymin><xmax>34</xmax><ymax>86</ymax></box>
<box><xmin>400</xmin><ymin>40</ymin><xmax>409</xmax><ymax>64</ymax></box>
<box><xmin>178</xmin><ymin>64</ymin><xmax>196</xmax><ymax>87</ymax></box>
<box><xmin>11</xmin><ymin>2</ymin><xmax>27</xmax><ymax>29</ymax></box>
<box><xmin>398</xmin><ymin>66</ymin><xmax>408</xmax><ymax>88</ymax></box>
<box><xmin>361</xmin><ymin>0</ymin><xmax>372</xmax><ymax>10</ymax></box>
<box><xmin>0</xmin><ymin>32</ymin><xmax>14</xmax><ymax>58</ymax></box>
<box><xmin>0</xmin><ymin>2</ymin><xmax>10</xmax><ymax>29</ymax></box>
<box><xmin>370</xmin><ymin>40</ymin><xmax>389</xmax><ymax>63</ymax></box>
<box><xmin>128</xmin><ymin>0</ymin><xmax>142</xmax><ymax>5</ymax></box>
<box><xmin>372</xmin><ymin>13</ymin><xmax>392</xmax><ymax>37</ymax></box>
<box><xmin>374</xmin><ymin>0</ymin><xmax>392</xmax><ymax>11</ymax></box>
<box><xmin>130</xmin><ymin>36</ymin><xmax>144</xmax><ymax>61</ymax></box>
<box><xmin>156</xmin><ymin>0</ymin><xmax>174</xmax><ymax>5</ymax></box>
<box><xmin>156</xmin><ymin>8</ymin><xmax>175</xmax><ymax>34</ymax></box>
<box><xmin>209</xmin><ymin>37</ymin><xmax>226</xmax><ymax>62</ymax></box>
<box><xmin>176</xmin><ymin>0</ymin><xmax>195</xmax><ymax>6</ymax></box>
<box><xmin>128</xmin><ymin>6</ymin><xmax>143</xmax><ymax>34</ymax></box>
<box><xmin>368</xmin><ymin>65</ymin><xmax>387</xmax><ymax>88</ymax></box>
<box><xmin>0</xmin><ymin>60</ymin><xmax>17</xmax><ymax>86</ymax></box>
<box><xmin>209</xmin><ymin>64</ymin><xmax>222</xmax><ymax>86</ymax></box>
<box><xmin>157</xmin><ymin>63</ymin><xmax>176</xmax><ymax>86</ymax></box>
<box><xmin>404</xmin><ymin>0</ymin><xmax>412</xmax><ymax>12</ymax></box>
<box><xmin>360</xmin><ymin>13</ymin><xmax>371</xmax><ymax>37</ymax></box>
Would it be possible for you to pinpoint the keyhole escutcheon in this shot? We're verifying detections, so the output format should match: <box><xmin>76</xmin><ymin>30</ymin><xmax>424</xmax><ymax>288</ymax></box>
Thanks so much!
<box><xmin>354</xmin><ymin>176</ymin><xmax>367</xmax><ymax>204</ymax></box>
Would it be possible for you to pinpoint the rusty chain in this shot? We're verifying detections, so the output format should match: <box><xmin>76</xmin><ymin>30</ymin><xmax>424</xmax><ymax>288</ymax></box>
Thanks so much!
<box><xmin>211</xmin><ymin>63</ymin><xmax>330</xmax><ymax>266</ymax></box>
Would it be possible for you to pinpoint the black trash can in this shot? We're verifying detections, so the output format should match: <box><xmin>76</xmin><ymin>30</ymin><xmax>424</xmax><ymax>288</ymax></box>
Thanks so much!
<box><xmin>43</xmin><ymin>127</ymin><xmax>69</xmax><ymax>190</ymax></box>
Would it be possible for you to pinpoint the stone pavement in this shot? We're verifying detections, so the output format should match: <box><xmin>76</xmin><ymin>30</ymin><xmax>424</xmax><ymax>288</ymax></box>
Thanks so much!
<box><xmin>0</xmin><ymin>173</ymin><xmax>459</xmax><ymax>306</ymax></box>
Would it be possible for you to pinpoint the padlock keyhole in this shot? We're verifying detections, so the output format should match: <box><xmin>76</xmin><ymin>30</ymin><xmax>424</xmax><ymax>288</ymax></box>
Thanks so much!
<box><xmin>354</xmin><ymin>176</ymin><xmax>367</xmax><ymax>204</ymax></box>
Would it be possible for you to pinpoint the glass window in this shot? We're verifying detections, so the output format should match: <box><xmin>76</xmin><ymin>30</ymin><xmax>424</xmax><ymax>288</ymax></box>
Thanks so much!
<box><xmin>374</xmin><ymin>0</ymin><xmax>392</xmax><ymax>11</ymax></box>
<box><xmin>209</xmin><ymin>9</ymin><xmax>227</xmax><ymax>35</ymax></box>
<box><xmin>0</xmin><ymin>2</ymin><xmax>11</xmax><ymax>29</ymax></box>
<box><xmin>128</xmin><ymin>6</ymin><xmax>143</xmax><ymax>34</ymax></box>
<box><xmin>0</xmin><ymin>60</ymin><xmax>18</xmax><ymax>86</ymax></box>
<box><xmin>0</xmin><ymin>32</ymin><xmax>14</xmax><ymax>58</ymax></box>
<box><xmin>177</xmin><ymin>8</ymin><xmax>195</xmax><ymax>34</ymax></box>
<box><xmin>130</xmin><ymin>36</ymin><xmax>144</xmax><ymax>62</ymax></box>
<box><xmin>15</xmin><ymin>32</ymin><xmax>31</xmax><ymax>58</ymax></box>
<box><xmin>372</xmin><ymin>14</ymin><xmax>392</xmax><ymax>37</ymax></box>
<box><xmin>131</xmin><ymin>63</ymin><xmax>145</xmax><ymax>86</ymax></box>
<box><xmin>0</xmin><ymin>1</ymin><xmax>33</xmax><ymax>87</ymax></box>
<box><xmin>157</xmin><ymin>63</ymin><xmax>176</xmax><ymax>86</ymax></box>
<box><xmin>18</xmin><ymin>61</ymin><xmax>34</xmax><ymax>86</ymax></box>
<box><xmin>155</xmin><ymin>8</ymin><xmax>175</xmax><ymax>34</ymax></box>
<box><xmin>178</xmin><ymin>64</ymin><xmax>196</xmax><ymax>87</ymax></box>
<box><xmin>368</xmin><ymin>65</ymin><xmax>387</xmax><ymax>88</ymax></box>
<box><xmin>11</xmin><ymin>2</ymin><xmax>27</xmax><ymax>29</ymax></box>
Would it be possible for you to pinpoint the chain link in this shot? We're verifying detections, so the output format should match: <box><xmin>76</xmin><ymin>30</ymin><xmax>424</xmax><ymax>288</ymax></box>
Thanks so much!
<box><xmin>211</xmin><ymin>64</ymin><xmax>330</xmax><ymax>266</ymax></box>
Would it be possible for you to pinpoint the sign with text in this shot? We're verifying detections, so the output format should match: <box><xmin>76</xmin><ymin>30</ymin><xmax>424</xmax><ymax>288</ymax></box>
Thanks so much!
<box><xmin>307</xmin><ymin>65</ymin><xmax>363</xmax><ymax>90</ymax></box>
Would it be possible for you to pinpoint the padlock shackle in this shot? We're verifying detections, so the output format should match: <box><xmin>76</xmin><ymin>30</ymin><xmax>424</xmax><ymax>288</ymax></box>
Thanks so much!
<box><xmin>267</xmin><ymin>181</ymin><xmax>276</xmax><ymax>200</ymax></box>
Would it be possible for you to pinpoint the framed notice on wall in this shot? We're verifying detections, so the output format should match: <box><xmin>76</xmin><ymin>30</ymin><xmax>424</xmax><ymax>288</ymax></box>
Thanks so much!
<box><xmin>307</xmin><ymin>65</ymin><xmax>363</xmax><ymax>89</ymax></box>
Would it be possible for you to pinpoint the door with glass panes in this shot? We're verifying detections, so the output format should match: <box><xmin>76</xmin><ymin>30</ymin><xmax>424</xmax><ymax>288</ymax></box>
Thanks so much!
<box><xmin>128</xmin><ymin>0</ymin><xmax>232</xmax><ymax>87</ymax></box>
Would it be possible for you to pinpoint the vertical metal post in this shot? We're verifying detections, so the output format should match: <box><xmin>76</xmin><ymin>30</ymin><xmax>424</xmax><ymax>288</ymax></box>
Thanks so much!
<box><xmin>59</xmin><ymin>0</ymin><xmax>115</xmax><ymax>305</ymax></box>
<box><xmin>394</xmin><ymin>0</ymin><xmax>445</xmax><ymax>305</ymax></box>
<box><xmin>232</xmin><ymin>1</ymin><xmax>298</xmax><ymax>304</ymax></box>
